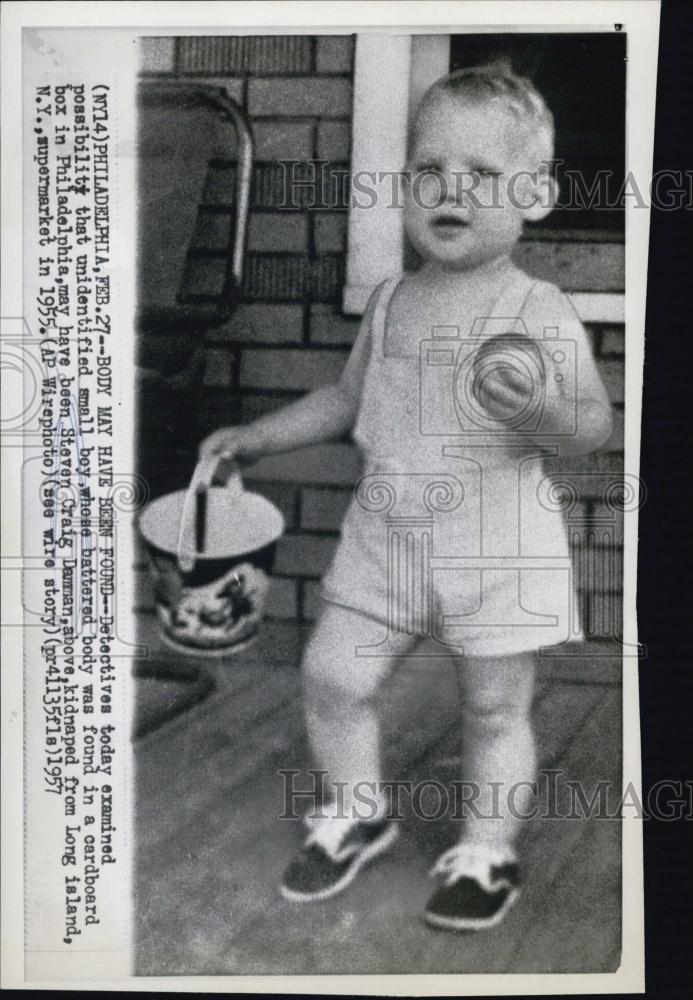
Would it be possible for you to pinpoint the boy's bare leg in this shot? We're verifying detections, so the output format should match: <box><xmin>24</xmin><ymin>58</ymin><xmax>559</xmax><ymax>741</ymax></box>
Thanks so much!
<box><xmin>456</xmin><ymin>650</ymin><xmax>538</xmax><ymax>850</ymax></box>
<box><xmin>423</xmin><ymin>650</ymin><xmax>537</xmax><ymax>929</ymax></box>
<box><xmin>302</xmin><ymin>601</ymin><xmax>417</xmax><ymax>817</ymax></box>
<box><xmin>280</xmin><ymin>602</ymin><xmax>418</xmax><ymax>901</ymax></box>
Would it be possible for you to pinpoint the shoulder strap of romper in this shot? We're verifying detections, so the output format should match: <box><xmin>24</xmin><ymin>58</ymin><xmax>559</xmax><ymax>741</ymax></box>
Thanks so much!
<box><xmin>370</xmin><ymin>276</ymin><xmax>400</xmax><ymax>353</ymax></box>
<box><xmin>483</xmin><ymin>269</ymin><xmax>541</xmax><ymax>334</ymax></box>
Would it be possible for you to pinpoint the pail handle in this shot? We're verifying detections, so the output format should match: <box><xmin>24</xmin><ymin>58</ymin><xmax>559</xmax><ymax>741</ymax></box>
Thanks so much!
<box><xmin>176</xmin><ymin>454</ymin><xmax>243</xmax><ymax>572</ymax></box>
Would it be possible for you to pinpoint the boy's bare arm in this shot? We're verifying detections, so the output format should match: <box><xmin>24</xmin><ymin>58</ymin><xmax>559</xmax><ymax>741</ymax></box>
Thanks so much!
<box><xmin>199</xmin><ymin>294</ymin><xmax>375</xmax><ymax>464</ymax></box>
<box><xmin>529</xmin><ymin>287</ymin><xmax>613</xmax><ymax>455</ymax></box>
<box><xmin>228</xmin><ymin>381</ymin><xmax>357</xmax><ymax>462</ymax></box>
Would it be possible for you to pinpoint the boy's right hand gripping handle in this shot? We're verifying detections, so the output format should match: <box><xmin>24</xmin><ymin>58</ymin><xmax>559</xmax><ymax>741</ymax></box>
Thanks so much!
<box><xmin>176</xmin><ymin>454</ymin><xmax>243</xmax><ymax>572</ymax></box>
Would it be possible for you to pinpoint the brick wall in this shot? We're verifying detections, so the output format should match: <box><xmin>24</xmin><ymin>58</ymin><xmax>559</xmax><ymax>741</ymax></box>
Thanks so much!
<box><xmin>137</xmin><ymin>36</ymin><xmax>626</xmax><ymax>643</ymax></box>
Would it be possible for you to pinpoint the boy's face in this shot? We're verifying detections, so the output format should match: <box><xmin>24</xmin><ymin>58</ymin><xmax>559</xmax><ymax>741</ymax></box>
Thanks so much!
<box><xmin>405</xmin><ymin>92</ymin><xmax>536</xmax><ymax>270</ymax></box>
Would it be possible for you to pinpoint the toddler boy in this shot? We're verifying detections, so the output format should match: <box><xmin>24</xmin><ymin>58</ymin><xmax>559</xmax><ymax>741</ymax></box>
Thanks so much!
<box><xmin>200</xmin><ymin>64</ymin><xmax>613</xmax><ymax>930</ymax></box>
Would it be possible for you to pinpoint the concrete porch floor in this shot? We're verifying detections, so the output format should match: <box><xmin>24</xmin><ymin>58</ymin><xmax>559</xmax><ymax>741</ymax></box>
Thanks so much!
<box><xmin>134</xmin><ymin>615</ymin><xmax>622</xmax><ymax>976</ymax></box>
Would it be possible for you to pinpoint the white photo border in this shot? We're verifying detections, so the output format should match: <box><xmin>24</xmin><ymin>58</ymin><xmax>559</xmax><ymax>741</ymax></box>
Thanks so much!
<box><xmin>1</xmin><ymin>1</ymin><xmax>659</xmax><ymax>993</ymax></box>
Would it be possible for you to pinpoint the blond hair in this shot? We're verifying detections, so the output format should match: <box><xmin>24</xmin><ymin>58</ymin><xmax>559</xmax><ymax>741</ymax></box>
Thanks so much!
<box><xmin>413</xmin><ymin>61</ymin><xmax>555</xmax><ymax>166</ymax></box>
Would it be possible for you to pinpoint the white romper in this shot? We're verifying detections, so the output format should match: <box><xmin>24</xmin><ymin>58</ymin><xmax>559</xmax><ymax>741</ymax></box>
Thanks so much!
<box><xmin>321</xmin><ymin>268</ymin><xmax>584</xmax><ymax>656</ymax></box>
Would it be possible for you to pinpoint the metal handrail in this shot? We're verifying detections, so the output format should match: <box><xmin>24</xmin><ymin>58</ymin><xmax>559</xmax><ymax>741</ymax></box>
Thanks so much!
<box><xmin>137</xmin><ymin>77</ymin><xmax>253</xmax><ymax>312</ymax></box>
